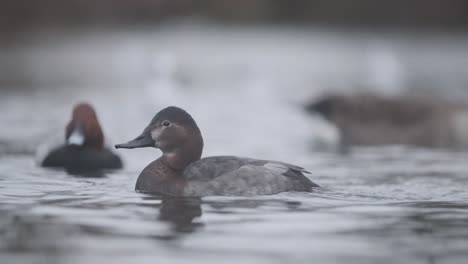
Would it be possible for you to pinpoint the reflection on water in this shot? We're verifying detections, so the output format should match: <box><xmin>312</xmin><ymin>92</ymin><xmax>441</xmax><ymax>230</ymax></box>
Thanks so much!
<box><xmin>158</xmin><ymin>197</ymin><xmax>203</xmax><ymax>233</ymax></box>
<box><xmin>1</xmin><ymin>25</ymin><xmax>468</xmax><ymax>263</ymax></box>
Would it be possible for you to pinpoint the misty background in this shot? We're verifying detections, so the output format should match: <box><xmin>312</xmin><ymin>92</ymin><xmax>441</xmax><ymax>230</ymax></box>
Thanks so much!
<box><xmin>1</xmin><ymin>2</ymin><xmax>468</xmax><ymax>264</ymax></box>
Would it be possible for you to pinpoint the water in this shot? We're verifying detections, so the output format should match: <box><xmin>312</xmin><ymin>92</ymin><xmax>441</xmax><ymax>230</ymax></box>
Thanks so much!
<box><xmin>1</xmin><ymin>24</ymin><xmax>468</xmax><ymax>264</ymax></box>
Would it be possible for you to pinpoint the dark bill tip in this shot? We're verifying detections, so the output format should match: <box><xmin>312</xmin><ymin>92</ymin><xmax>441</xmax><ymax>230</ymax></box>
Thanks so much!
<box><xmin>115</xmin><ymin>143</ymin><xmax>132</xmax><ymax>149</ymax></box>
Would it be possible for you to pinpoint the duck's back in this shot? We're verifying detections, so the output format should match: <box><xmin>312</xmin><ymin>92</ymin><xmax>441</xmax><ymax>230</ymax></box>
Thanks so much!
<box><xmin>182</xmin><ymin>156</ymin><xmax>318</xmax><ymax>196</ymax></box>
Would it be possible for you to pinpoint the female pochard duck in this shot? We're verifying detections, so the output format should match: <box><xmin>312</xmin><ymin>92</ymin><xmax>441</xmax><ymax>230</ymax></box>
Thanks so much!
<box><xmin>116</xmin><ymin>106</ymin><xmax>318</xmax><ymax>196</ymax></box>
<box><xmin>41</xmin><ymin>103</ymin><xmax>122</xmax><ymax>174</ymax></box>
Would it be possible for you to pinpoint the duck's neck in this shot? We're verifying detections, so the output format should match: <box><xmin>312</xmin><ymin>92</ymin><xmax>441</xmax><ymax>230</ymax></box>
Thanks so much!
<box><xmin>162</xmin><ymin>131</ymin><xmax>203</xmax><ymax>171</ymax></box>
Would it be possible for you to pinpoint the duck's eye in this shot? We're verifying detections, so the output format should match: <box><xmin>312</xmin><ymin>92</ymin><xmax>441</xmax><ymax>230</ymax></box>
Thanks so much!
<box><xmin>161</xmin><ymin>120</ymin><xmax>172</xmax><ymax>127</ymax></box>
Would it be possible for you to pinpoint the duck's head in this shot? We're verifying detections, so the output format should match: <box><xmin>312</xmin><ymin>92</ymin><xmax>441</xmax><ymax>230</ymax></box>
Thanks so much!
<box><xmin>306</xmin><ymin>97</ymin><xmax>336</xmax><ymax>119</ymax></box>
<box><xmin>66</xmin><ymin>103</ymin><xmax>104</xmax><ymax>148</ymax></box>
<box><xmin>305</xmin><ymin>95</ymin><xmax>344</xmax><ymax>121</ymax></box>
<box><xmin>115</xmin><ymin>107</ymin><xmax>203</xmax><ymax>164</ymax></box>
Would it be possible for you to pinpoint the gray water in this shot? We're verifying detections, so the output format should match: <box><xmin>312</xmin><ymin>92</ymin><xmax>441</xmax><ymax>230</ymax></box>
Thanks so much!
<box><xmin>1</xmin><ymin>24</ymin><xmax>468</xmax><ymax>264</ymax></box>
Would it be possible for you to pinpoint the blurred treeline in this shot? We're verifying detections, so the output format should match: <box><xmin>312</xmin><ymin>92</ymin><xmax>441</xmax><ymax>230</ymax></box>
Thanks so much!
<box><xmin>2</xmin><ymin>0</ymin><xmax>468</xmax><ymax>33</ymax></box>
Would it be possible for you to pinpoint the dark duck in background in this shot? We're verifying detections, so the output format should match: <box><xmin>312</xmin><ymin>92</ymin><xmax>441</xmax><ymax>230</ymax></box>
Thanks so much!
<box><xmin>41</xmin><ymin>103</ymin><xmax>122</xmax><ymax>175</ymax></box>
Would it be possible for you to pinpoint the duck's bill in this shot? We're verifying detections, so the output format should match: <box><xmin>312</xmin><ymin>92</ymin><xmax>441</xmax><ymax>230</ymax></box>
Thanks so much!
<box><xmin>115</xmin><ymin>133</ymin><xmax>154</xmax><ymax>149</ymax></box>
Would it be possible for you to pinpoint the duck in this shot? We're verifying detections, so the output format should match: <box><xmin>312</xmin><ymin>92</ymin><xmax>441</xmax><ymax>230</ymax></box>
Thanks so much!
<box><xmin>40</xmin><ymin>103</ymin><xmax>123</xmax><ymax>174</ymax></box>
<box><xmin>115</xmin><ymin>106</ymin><xmax>318</xmax><ymax>196</ymax></box>
<box><xmin>305</xmin><ymin>93</ymin><xmax>468</xmax><ymax>149</ymax></box>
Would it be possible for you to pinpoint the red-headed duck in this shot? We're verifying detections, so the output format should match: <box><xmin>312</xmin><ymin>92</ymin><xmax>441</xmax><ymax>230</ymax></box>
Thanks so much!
<box><xmin>41</xmin><ymin>103</ymin><xmax>122</xmax><ymax>174</ymax></box>
<box><xmin>306</xmin><ymin>93</ymin><xmax>468</xmax><ymax>149</ymax></box>
<box><xmin>115</xmin><ymin>106</ymin><xmax>318</xmax><ymax>196</ymax></box>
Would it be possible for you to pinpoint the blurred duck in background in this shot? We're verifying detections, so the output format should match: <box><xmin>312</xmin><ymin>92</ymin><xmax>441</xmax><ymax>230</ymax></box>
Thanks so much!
<box><xmin>39</xmin><ymin>103</ymin><xmax>122</xmax><ymax>175</ymax></box>
<box><xmin>306</xmin><ymin>94</ymin><xmax>468</xmax><ymax>150</ymax></box>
